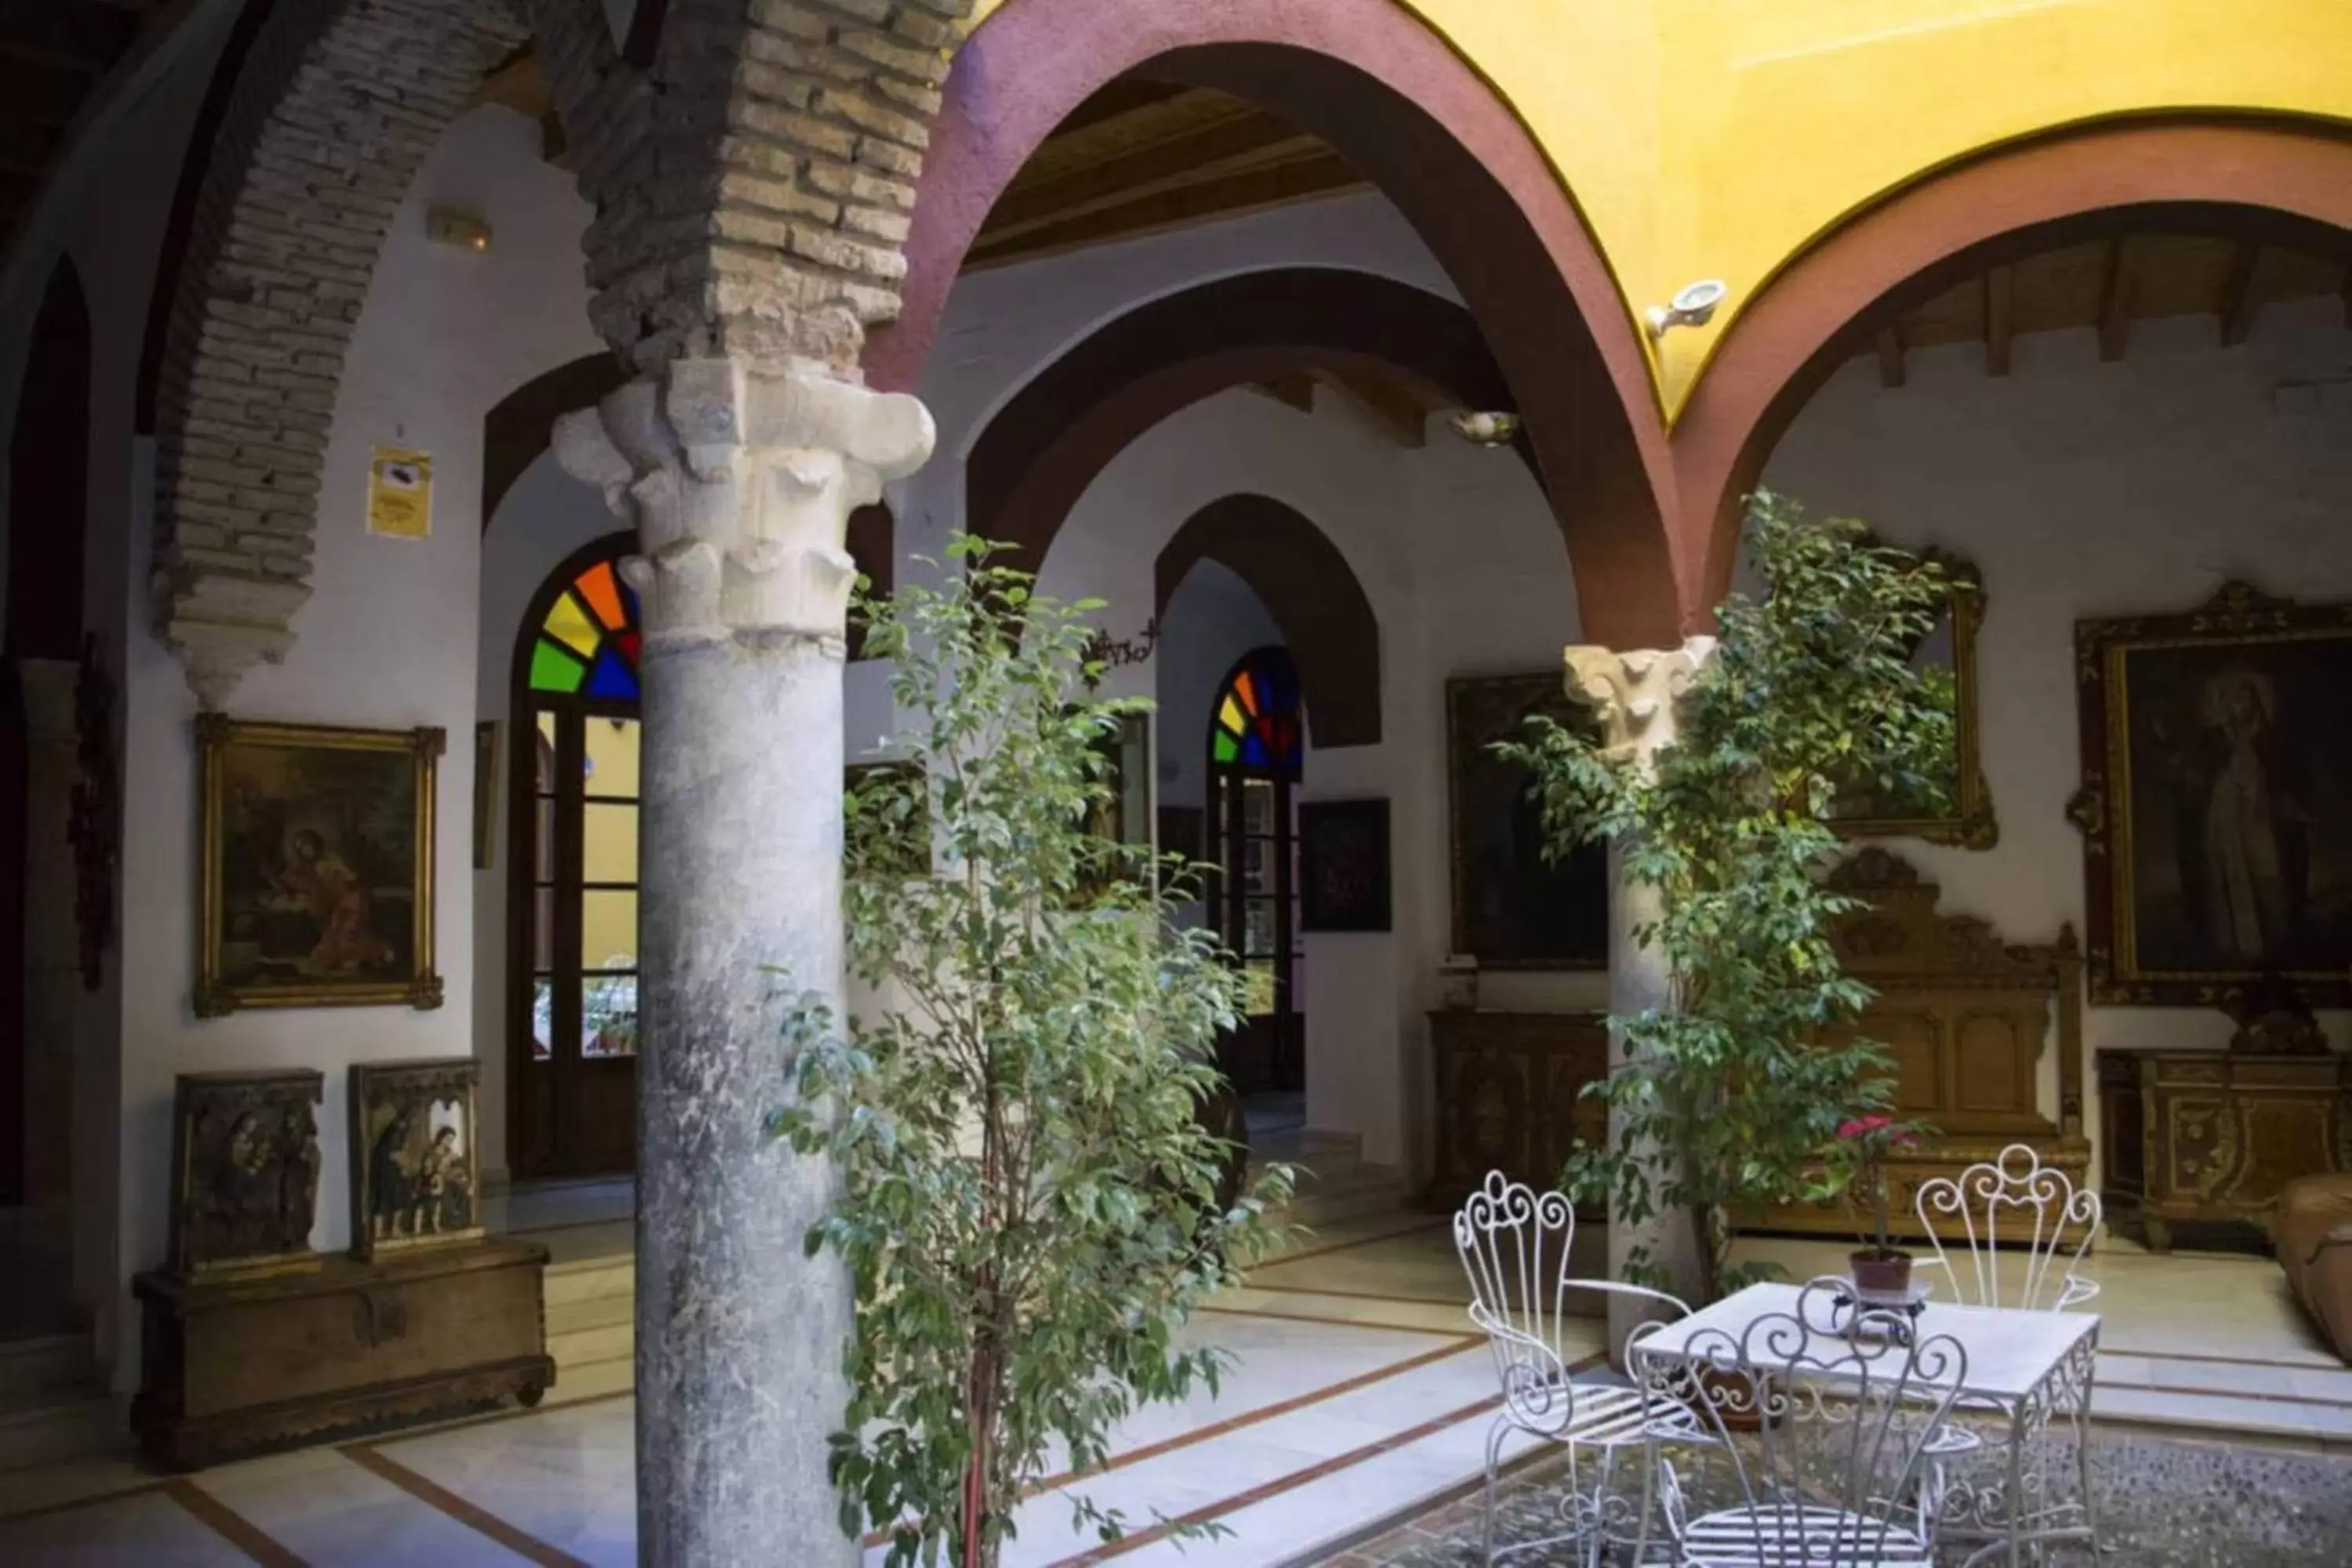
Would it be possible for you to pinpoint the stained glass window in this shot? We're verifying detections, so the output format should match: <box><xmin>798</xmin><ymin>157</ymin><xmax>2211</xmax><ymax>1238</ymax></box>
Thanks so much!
<box><xmin>1210</xmin><ymin>648</ymin><xmax>1301</xmax><ymax>776</ymax></box>
<box><xmin>528</xmin><ymin>557</ymin><xmax>641</xmax><ymax>702</ymax></box>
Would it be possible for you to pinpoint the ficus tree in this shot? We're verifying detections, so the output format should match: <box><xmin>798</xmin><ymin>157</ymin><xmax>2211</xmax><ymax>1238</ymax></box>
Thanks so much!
<box><xmin>1497</xmin><ymin>492</ymin><xmax>1956</xmax><ymax>1304</ymax></box>
<box><xmin>773</xmin><ymin>537</ymin><xmax>1293</xmax><ymax>1568</ymax></box>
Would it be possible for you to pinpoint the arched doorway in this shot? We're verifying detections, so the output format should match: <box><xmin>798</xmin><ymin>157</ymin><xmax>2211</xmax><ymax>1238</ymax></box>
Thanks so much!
<box><xmin>506</xmin><ymin>534</ymin><xmax>644</xmax><ymax>1180</ymax></box>
<box><xmin>1204</xmin><ymin>645</ymin><xmax>1304</xmax><ymax>1103</ymax></box>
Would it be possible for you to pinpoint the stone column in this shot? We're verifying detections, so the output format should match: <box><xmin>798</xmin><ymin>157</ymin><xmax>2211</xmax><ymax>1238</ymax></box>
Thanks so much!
<box><xmin>553</xmin><ymin>358</ymin><xmax>935</xmax><ymax>1567</ymax></box>
<box><xmin>1563</xmin><ymin>637</ymin><xmax>1717</xmax><ymax>1357</ymax></box>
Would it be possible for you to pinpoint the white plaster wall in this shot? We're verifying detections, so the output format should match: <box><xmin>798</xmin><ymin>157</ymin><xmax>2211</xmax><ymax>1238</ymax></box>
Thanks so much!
<box><xmin>105</xmin><ymin>104</ymin><xmax>599</xmax><ymax>1385</ymax></box>
<box><xmin>1761</xmin><ymin>302</ymin><xmax>2352</xmax><ymax>1188</ymax></box>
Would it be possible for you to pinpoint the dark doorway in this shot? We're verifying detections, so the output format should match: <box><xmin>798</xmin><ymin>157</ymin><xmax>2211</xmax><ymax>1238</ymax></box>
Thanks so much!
<box><xmin>1205</xmin><ymin>645</ymin><xmax>1305</xmax><ymax>1102</ymax></box>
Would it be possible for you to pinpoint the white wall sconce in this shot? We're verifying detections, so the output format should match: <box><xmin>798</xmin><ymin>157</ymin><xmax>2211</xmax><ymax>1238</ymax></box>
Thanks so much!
<box><xmin>1646</xmin><ymin>279</ymin><xmax>1727</xmax><ymax>338</ymax></box>
<box><xmin>426</xmin><ymin>207</ymin><xmax>492</xmax><ymax>253</ymax></box>
<box><xmin>1448</xmin><ymin>410</ymin><xmax>1521</xmax><ymax>447</ymax></box>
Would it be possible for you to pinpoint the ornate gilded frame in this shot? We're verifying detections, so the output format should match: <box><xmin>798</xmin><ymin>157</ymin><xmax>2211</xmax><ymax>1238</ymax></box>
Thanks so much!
<box><xmin>347</xmin><ymin>1057</ymin><xmax>484</xmax><ymax>1261</ymax></box>
<box><xmin>1831</xmin><ymin>556</ymin><xmax>1996</xmax><ymax>849</ymax></box>
<box><xmin>2067</xmin><ymin>582</ymin><xmax>2352</xmax><ymax>1006</ymax></box>
<box><xmin>196</xmin><ymin>716</ymin><xmax>443</xmax><ymax>1018</ymax></box>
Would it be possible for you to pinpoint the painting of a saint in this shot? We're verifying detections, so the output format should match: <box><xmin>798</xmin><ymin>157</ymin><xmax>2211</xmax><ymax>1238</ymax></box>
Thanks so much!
<box><xmin>198</xmin><ymin>718</ymin><xmax>442</xmax><ymax>1015</ymax></box>
<box><xmin>348</xmin><ymin>1059</ymin><xmax>481</xmax><ymax>1258</ymax></box>
<box><xmin>2074</xmin><ymin>585</ymin><xmax>2352</xmax><ymax>1004</ymax></box>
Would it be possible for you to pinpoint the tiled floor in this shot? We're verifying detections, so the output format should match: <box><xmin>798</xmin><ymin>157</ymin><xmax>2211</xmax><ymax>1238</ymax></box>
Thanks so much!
<box><xmin>3</xmin><ymin>1216</ymin><xmax>2345</xmax><ymax>1565</ymax></box>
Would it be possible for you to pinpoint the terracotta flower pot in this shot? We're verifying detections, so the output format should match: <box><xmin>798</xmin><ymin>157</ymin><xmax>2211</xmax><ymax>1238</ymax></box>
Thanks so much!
<box><xmin>1849</xmin><ymin>1249</ymin><xmax>1913</xmax><ymax>1298</ymax></box>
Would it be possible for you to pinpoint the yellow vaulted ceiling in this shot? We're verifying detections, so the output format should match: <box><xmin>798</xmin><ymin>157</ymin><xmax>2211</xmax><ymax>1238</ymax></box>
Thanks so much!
<box><xmin>962</xmin><ymin>0</ymin><xmax>2352</xmax><ymax>419</ymax></box>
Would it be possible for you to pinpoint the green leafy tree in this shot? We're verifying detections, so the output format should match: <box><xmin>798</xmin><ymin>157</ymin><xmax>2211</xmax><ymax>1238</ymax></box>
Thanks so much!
<box><xmin>773</xmin><ymin>538</ymin><xmax>1294</xmax><ymax>1568</ymax></box>
<box><xmin>1497</xmin><ymin>492</ymin><xmax>1954</xmax><ymax>1304</ymax></box>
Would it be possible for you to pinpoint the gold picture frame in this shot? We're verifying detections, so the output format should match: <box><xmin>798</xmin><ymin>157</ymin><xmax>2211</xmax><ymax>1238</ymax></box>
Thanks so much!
<box><xmin>348</xmin><ymin>1058</ymin><xmax>483</xmax><ymax>1261</ymax></box>
<box><xmin>1830</xmin><ymin>555</ymin><xmax>1997</xmax><ymax>849</ymax></box>
<box><xmin>196</xmin><ymin>716</ymin><xmax>444</xmax><ymax>1018</ymax></box>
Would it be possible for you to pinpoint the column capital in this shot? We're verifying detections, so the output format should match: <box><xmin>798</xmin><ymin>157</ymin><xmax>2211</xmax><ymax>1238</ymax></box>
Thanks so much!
<box><xmin>1563</xmin><ymin>636</ymin><xmax>1718</xmax><ymax>775</ymax></box>
<box><xmin>550</xmin><ymin>357</ymin><xmax>937</xmax><ymax>647</ymax></box>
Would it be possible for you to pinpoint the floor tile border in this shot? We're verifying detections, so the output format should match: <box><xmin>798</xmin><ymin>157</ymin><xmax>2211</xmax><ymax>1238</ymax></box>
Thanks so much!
<box><xmin>164</xmin><ymin>1479</ymin><xmax>307</xmax><ymax>1568</ymax></box>
<box><xmin>341</xmin><ymin>1443</ymin><xmax>590</xmax><ymax>1567</ymax></box>
<box><xmin>2096</xmin><ymin>1378</ymin><xmax>2352</xmax><ymax>1412</ymax></box>
<box><xmin>1046</xmin><ymin>1352</ymin><xmax>1608</xmax><ymax>1566</ymax></box>
<box><xmin>0</xmin><ymin>1473</ymin><xmax>176</xmax><ymax>1525</ymax></box>
<box><xmin>2106</xmin><ymin>1344</ymin><xmax>2342</xmax><ymax>1372</ymax></box>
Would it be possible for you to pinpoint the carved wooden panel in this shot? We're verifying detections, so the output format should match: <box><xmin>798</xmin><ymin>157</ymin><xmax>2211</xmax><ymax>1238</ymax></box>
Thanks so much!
<box><xmin>1429</xmin><ymin>1011</ymin><xmax>1608</xmax><ymax>1210</ymax></box>
<box><xmin>2100</xmin><ymin>1047</ymin><xmax>2352</xmax><ymax>1251</ymax></box>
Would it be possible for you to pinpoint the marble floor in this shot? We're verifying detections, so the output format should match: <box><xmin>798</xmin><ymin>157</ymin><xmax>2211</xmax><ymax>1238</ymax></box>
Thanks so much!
<box><xmin>3</xmin><ymin>1214</ymin><xmax>2345</xmax><ymax>1566</ymax></box>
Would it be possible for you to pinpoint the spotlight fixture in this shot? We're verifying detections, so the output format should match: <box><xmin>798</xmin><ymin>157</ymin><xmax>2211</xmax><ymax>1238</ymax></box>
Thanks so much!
<box><xmin>425</xmin><ymin>207</ymin><xmax>492</xmax><ymax>253</ymax></box>
<box><xmin>1646</xmin><ymin>278</ymin><xmax>1727</xmax><ymax>338</ymax></box>
<box><xmin>1448</xmin><ymin>410</ymin><xmax>1521</xmax><ymax>447</ymax></box>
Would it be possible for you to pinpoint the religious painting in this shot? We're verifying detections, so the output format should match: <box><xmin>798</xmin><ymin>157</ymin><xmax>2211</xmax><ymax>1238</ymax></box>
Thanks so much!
<box><xmin>1300</xmin><ymin>799</ymin><xmax>1391</xmax><ymax>932</ymax></box>
<box><xmin>348</xmin><ymin>1058</ymin><xmax>483</xmax><ymax>1260</ymax></box>
<box><xmin>472</xmin><ymin>720</ymin><xmax>499</xmax><ymax>870</ymax></box>
<box><xmin>1830</xmin><ymin>554</ymin><xmax>1998</xmax><ymax>849</ymax></box>
<box><xmin>196</xmin><ymin>717</ymin><xmax>443</xmax><ymax>1018</ymax></box>
<box><xmin>1158</xmin><ymin>806</ymin><xmax>1205</xmax><ymax>867</ymax></box>
<box><xmin>2070</xmin><ymin>583</ymin><xmax>2352</xmax><ymax>1005</ymax></box>
<box><xmin>1446</xmin><ymin>674</ymin><xmax>1610</xmax><ymax>970</ymax></box>
<box><xmin>166</xmin><ymin>1069</ymin><xmax>323</xmax><ymax>1279</ymax></box>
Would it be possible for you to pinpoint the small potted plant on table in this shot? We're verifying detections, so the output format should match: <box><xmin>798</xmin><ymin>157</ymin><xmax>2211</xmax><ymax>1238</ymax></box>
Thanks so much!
<box><xmin>1818</xmin><ymin>1114</ymin><xmax>1927</xmax><ymax>1299</ymax></box>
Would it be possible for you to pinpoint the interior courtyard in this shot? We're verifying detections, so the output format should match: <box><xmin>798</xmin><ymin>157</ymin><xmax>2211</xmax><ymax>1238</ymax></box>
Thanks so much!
<box><xmin>1</xmin><ymin>1</ymin><xmax>2350</xmax><ymax>1563</ymax></box>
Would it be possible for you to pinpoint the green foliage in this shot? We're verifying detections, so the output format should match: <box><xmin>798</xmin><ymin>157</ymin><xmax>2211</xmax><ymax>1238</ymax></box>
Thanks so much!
<box><xmin>772</xmin><ymin>538</ymin><xmax>1294</xmax><ymax>1568</ymax></box>
<box><xmin>1497</xmin><ymin>492</ymin><xmax>1954</xmax><ymax>1303</ymax></box>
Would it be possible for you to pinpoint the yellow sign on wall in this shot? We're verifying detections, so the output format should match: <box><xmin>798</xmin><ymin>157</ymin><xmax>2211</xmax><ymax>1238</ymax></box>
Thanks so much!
<box><xmin>368</xmin><ymin>448</ymin><xmax>433</xmax><ymax>540</ymax></box>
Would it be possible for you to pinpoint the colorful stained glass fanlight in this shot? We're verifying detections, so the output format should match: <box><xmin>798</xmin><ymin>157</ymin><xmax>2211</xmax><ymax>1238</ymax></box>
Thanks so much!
<box><xmin>1211</xmin><ymin>648</ymin><xmax>1302</xmax><ymax>775</ymax></box>
<box><xmin>528</xmin><ymin>557</ymin><xmax>641</xmax><ymax>701</ymax></box>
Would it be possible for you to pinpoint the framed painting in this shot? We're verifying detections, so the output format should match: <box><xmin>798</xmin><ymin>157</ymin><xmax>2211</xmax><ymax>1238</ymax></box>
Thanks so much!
<box><xmin>2069</xmin><ymin>583</ymin><xmax>2352</xmax><ymax>1005</ymax></box>
<box><xmin>348</xmin><ymin>1058</ymin><xmax>483</xmax><ymax>1260</ymax></box>
<box><xmin>1446</xmin><ymin>673</ymin><xmax>1610</xmax><ymax>970</ymax></box>
<box><xmin>196</xmin><ymin>717</ymin><xmax>443</xmax><ymax>1018</ymax></box>
<box><xmin>1829</xmin><ymin>554</ymin><xmax>1997</xmax><ymax>849</ymax></box>
<box><xmin>1301</xmin><ymin>799</ymin><xmax>1390</xmax><ymax>933</ymax></box>
<box><xmin>472</xmin><ymin>720</ymin><xmax>499</xmax><ymax>870</ymax></box>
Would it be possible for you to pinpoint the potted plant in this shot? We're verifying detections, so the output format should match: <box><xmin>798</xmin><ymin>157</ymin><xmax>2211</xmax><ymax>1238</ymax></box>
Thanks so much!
<box><xmin>1501</xmin><ymin>492</ymin><xmax>1957</xmax><ymax>1306</ymax></box>
<box><xmin>1816</xmin><ymin>1113</ymin><xmax>1928</xmax><ymax>1298</ymax></box>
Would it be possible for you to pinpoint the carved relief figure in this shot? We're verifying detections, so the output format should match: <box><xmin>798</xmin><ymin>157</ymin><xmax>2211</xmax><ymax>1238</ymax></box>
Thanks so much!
<box><xmin>168</xmin><ymin>1071</ymin><xmax>325</xmax><ymax>1276</ymax></box>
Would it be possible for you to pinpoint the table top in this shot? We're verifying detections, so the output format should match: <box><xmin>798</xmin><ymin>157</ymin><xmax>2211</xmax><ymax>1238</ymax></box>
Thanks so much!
<box><xmin>1634</xmin><ymin>1282</ymin><xmax>2099</xmax><ymax>1403</ymax></box>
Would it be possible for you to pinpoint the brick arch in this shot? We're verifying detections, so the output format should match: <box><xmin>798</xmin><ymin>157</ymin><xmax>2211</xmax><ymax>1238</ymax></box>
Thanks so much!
<box><xmin>1156</xmin><ymin>495</ymin><xmax>1381</xmax><ymax>749</ymax></box>
<box><xmin>966</xmin><ymin>268</ymin><xmax>1526</xmax><ymax>579</ymax></box>
<box><xmin>143</xmin><ymin>0</ymin><xmax>978</xmax><ymax>706</ymax></box>
<box><xmin>1673</xmin><ymin>118</ymin><xmax>2352</xmax><ymax>617</ymax></box>
<box><xmin>875</xmin><ymin>0</ymin><xmax>1681</xmax><ymax>648</ymax></box>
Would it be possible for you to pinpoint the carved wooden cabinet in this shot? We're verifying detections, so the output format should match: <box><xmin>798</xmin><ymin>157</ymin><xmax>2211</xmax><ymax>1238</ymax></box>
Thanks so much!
<box><xmin>2098</xmin><ymin>1048</ymin><xmax>2352</xmax><ymax>1252</ymax></box>
<box><xmin>1428</xmin><ymin>1010</ymin><xmax>1609</xmax><ymax>1208</ymax></box>
<box><xmin>133</xmin><ymin>1239</ymin><xmax>554</xmax><ymax>1468</ymax></box>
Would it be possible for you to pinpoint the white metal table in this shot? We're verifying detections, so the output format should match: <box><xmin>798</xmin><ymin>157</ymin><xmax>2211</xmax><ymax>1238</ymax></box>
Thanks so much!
<box><xmin>1633</xmin><ymin>1282</ymin><xmax>2101</xmax><ymax>1566</ymax></box>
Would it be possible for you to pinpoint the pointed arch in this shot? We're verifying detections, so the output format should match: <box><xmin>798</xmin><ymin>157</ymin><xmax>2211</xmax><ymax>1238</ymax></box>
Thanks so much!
<box><xmin>1156</xmin><ymin>495</ymin><xmax>1380</xmax><ymax>749</ymax></box>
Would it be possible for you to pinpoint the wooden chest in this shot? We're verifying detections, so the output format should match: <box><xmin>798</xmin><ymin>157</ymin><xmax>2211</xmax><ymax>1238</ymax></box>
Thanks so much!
<box><xmin>132</xmin><ymin>1239</ymin><xmax>554</xmax><ymax>1468</ymax></box>
<box><xmin>2098</xmin><ymin>1048</ymin><xmax>2352</xmax><ymax>1252</ymax></box>
<box><xmin>1428</xmin><ymin>1010</ymin><xmax>1609</xmax><ymax>1209</ymax></box>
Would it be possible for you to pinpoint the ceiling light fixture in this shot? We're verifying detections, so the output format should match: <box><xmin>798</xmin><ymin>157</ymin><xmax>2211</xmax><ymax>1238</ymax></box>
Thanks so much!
<box><xmin>1448</xmin><ymin>410</ymin><xmax>1521</xmax><ymax>447</ymax></box>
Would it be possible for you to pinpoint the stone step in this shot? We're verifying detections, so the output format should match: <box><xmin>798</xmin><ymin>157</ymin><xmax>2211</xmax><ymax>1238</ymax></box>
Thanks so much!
<box><xmin>1273</xmin><ymin>1163</ymin><xmax>1414</xmax><ymax>1230</ymax></box>
<box><xmin>0</xmin><ymin>1384</ymin><xmax>122</xmax><ymax>1473</ymax></box>
<box><xmin>544</xmin><ymin>1251</ymin><xmax>633</xmax><ymax>1310</ymax></box>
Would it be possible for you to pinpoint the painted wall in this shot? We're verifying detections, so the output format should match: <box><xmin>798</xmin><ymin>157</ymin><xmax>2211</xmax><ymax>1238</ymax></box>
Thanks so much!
<box><xmin>95</xmin><ymin>103</ymin><xmax>600</xmax><ymax>1385</ymax></box>
<box><xmin>963</xmin><ymin>0</ymin><xmax>2352</xmax><ymax>413</ymax></box>
<box><xmin>1761</xmin><ymin>298</ymin><xmax>2352</xmax><ymax>1185</ymax></box>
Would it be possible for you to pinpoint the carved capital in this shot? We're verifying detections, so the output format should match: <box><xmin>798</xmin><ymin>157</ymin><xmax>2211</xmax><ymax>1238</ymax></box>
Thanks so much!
<box><xmin>551</xmin><ymin>357</ymin><xmax>936</xmax><ymax>645</ymax></box>
<box><xmin>1562</xmin><ymin>637</ymin><xmax>1718</xmax><ymax>776</ymax></box>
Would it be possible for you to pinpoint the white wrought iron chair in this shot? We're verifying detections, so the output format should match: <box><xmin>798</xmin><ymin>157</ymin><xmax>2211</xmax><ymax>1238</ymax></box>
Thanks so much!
<box><xmin>1454</xmin><ymin>1171</ymin><xmax>1701</xmax><ymax>1566</ymax></box>
<box><xmin>1915</xmin><ymin>1143</ymin><xmax>2101</xmax><ymax>1314</ymax></box>
<box><xmin>1631</xmin><ymin>1281</ymin><xmax>1966</xmax><ymax>1568</ymax></box>
<box><xmin>1911</xmin><ymin>1144</ymin><xmax>2103</xmax><ymax>1552</ymax></box>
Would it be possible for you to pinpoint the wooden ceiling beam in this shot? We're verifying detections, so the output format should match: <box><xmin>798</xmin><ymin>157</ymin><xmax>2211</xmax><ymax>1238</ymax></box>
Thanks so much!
<box><xmin>965</xmin><ymin>151</ymin><xmax>1367</xmax><ymax>270</ymax></box>
<box><xmin>1875</xmin><ymin>325</ymin><xmax>1905</xmax><ymax>389</ymax></box>
<box><xmin>1052</xmin><ymin>79</ymin><xmax>1189</xmax><ymax>137</ymax></box>
<box><xmin>1324</xmin><ymin>368</ymin><xmax>1429</xmax><ymax>447</ymax></box>
<box><xmin>978</xmin><ymin>111</ymin><xmax>1323</xmax><ymax>246</ymax></box>
<box><xmin>0</xmin><ymin>58</ymin><xmax>91</xmax><ymax>128</ymax></box>
<box><xmin>0</xmin><ymin>5</ymin><xmax>140</xmax><ymax>78</ymax></box>
<box><xmin>1247</xmin><ymin>376</ymin><xmax>1317</xmax><ymax>415</ymax></box>
<box><xmin>2219</xmin><ymin>241</ymin><xmax>2263</xmax><ymax>347</ymax></box>
<box><xmin>2097</xmin><ymin>238</ymin><xmax>2135</xmax><ymax>362</ymax></box>
<box><xmin>1984</xmin><ymin>264</ymin><xmax>2014</xmax><ymax>377</ymax></box>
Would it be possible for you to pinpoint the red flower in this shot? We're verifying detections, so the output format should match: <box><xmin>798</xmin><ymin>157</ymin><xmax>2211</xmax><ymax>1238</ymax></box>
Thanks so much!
<box><xmin>1838</xmin><ymin>1115</ymin><xmax>1893</xmax><ymax>1140</ymax></box>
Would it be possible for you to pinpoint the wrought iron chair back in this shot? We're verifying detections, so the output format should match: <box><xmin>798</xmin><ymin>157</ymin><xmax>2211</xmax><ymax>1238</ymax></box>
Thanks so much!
<box><xmin>1915</xmin><ymin>1143</ymin><xmax>2100</xmax><ymax>1312</ymax></box>
<box><xmin>1635</xmin><ymin>1283</ymin><xmax>1967</xmax><ymax>1566</ymax></box>
<box><xmin>1454</xmin><ymin>1171</ymin><xmax>1590</xmax><ymax>1437</ymax></box>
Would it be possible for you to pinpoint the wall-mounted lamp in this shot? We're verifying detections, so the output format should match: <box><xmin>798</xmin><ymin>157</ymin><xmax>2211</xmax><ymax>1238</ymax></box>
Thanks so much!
<box><xmin>1646</xmin><ymin>279</ymin><xmax>1727</xmax><ymax>338</ymax></box>
<box><xmin>1447</xmin><ymin>410</ymin><xmax>1520</xmax><ymax>448</ymax></box>
<box><xmin>426</xmin><ymin>207</ymin><xmax>492</xmax><ymax>253</ymax></box>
